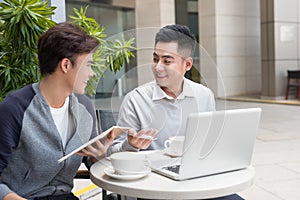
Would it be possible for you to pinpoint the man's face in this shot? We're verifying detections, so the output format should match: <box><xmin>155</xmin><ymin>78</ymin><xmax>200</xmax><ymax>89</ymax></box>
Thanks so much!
<box><xmin>71</xmin><ymin>53</ymin><xmax>94</xmax><ymax>94</ymax></box>
<box><xmin>152</xmin><ymin>42</ymin><xmax>192</xmax><ymax>95</ymax></box>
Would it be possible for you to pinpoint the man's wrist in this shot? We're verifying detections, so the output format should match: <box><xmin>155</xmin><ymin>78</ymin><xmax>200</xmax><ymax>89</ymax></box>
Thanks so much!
<box><xmin>122</xmin><ymin>140</ymin><xmax>140</xmax><ymax>152</ymax></box>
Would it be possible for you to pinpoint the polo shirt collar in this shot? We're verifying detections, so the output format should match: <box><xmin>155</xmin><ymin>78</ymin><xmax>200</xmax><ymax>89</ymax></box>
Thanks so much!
<box><xmin>152</xmin><ymin>78</ymin><xmax>195</xmax><ymax>100</ymax></box>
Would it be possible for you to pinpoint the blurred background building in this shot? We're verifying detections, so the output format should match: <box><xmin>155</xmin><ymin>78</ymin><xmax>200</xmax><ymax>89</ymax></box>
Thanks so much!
<box><xmin>50</xmin><ymin>0</ymin><xmax>300</xmax><ymax>100</ymax></box>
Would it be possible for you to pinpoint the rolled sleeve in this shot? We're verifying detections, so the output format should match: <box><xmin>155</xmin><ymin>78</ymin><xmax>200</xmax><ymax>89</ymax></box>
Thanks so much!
<box><xmin>121</xmin><ymin>140</ymin><xmax>139</xmax><ymax>152</ymax></box>
<box><xmin>107</xmin><ymin>139</ymin><xmax>139</xmax><ymax>156</ymax></box>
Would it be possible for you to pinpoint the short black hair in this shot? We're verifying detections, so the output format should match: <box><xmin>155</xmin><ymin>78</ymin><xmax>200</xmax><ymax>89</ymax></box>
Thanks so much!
<box><xmin>155</xmin><ymin>24</ymin><xmax>196</xmax><ymax>57</ymax></box>
<box><xmin>38</xmin><ymin>22</ymin><xmax>99</xmax><ymax>76</ymax></box>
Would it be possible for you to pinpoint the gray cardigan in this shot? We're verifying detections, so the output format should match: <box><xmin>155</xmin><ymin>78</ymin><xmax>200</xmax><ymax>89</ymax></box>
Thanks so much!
<box><xmin>0</xmin><ymin>83</ymin><xmax>98</xmax><ymax>199</ymax></box>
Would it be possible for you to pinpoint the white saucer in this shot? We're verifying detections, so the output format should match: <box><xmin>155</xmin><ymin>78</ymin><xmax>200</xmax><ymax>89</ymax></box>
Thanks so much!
<box><xmin>104</xmin><ymin>168</ymin><xmax>151</xmax><ymax>181</ymax></box>
<box><xmin>164</xmin><ymin>148</ymin><xmax>182</xmax><ymax>157</ymax></box>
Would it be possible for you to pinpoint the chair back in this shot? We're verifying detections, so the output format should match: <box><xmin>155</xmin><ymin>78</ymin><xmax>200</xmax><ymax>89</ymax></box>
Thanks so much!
<box><xmin>287</xmin><ymin>70</ymin><xmax>300</xmax><ymax>79</ymax></box>
<box><xmin>286</xmin><ymin>70</ymin><xmax>300</xmax><ymax>100</ymax></box>
<box><xmin>95</xmin><ymin>109</ymin><xmax>119</xmax><ymax>132</ymax></box>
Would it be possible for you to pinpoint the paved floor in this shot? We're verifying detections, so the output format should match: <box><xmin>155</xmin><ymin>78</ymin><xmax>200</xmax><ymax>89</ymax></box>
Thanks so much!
<box><xmin>73</xmin><ymin>98</ymin><xmax>300</xmax><ymax>200</ymax></box>
<box><xmin>218</xmin><ymin>99</ymin><xmax>300</xmax><ymax>200</ymax></box>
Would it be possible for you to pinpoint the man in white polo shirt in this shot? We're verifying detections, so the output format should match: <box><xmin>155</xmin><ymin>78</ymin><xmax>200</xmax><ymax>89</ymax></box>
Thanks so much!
<box><xmin>108</xmin><ymin>24</ymin><xmax>215</xmax><ymax>154</ymax></box>
<box><xmin>108</xmin><ymin>24</ymin><xmax>244</xmax><ymax>200</ymax></box>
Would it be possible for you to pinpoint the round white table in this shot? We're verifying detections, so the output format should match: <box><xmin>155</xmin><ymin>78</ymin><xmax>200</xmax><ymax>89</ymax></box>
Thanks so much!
<box><xmin>90</xmin><ymin>158</ymin><xmax>254</xmax><ymax>200</ymax></box>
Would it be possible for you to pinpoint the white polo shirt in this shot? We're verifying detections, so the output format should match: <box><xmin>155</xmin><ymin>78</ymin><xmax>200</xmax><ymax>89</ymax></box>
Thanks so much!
<box><xmin>108</xmin><ymin>78</ymin><xmax>215</xmax><ymax>154</ymax></box>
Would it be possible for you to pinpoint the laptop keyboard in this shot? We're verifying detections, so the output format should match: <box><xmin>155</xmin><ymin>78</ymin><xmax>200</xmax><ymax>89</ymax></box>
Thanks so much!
<box><xmin>163</xmin><ymin>164</ymin><xmax>181</xmax><ymax>174</ymax></box>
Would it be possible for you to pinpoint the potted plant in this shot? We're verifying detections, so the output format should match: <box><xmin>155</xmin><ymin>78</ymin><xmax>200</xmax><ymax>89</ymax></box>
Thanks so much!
<box><xmin>0</xmin><ymin>0</ymin><xmax>135</xmax><ymax>101</ymax></box>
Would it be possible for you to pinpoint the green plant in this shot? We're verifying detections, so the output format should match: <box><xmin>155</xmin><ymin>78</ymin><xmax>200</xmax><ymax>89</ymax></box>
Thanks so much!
<box><xmin>69</xmin><ymin>7</ymin><xmax>135</xmax><ymax>95</ymax></box>
<box><xmin>0</xmin><ymin>0</ymin><xmax>56</xmax><ymax>101</ymax></box>
<box><xmin>0</xmin><ymin>1</ymin><xmax>135</xmax><ymax>101</ymax></box>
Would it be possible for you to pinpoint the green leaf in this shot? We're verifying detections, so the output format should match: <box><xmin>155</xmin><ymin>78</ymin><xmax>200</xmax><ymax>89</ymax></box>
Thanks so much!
<box><xmin>0</xmin><ymin>0</ymin><xmax>56</xmax><ymax>101</ymax></box>
<box><xmin>0</xmin><ymin>3</ymin><xmax>136</xmax><ymax>100</ymax></box>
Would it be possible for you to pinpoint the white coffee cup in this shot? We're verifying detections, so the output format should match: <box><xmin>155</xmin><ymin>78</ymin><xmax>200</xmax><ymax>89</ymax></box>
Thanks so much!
<box><xmin>110</xmin><ymin>152</ymin><xmax>150</xmax><ymax>175</ymax></box>
<box><xmin>164</xmin><ymin>136</ymin><xmax>185</xmax><ymax>156</ymax></box>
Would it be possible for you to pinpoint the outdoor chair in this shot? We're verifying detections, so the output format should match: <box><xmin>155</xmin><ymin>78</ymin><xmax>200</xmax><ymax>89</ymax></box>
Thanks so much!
<box><xmin>96</xmin><ymin>109</ymin><xmax>119</xmax><ymax>132</ymax></box>
<box><xmin>285</xmin><ymin>70</ymin><xmax>300</xmax><ymax>100</ymax></box>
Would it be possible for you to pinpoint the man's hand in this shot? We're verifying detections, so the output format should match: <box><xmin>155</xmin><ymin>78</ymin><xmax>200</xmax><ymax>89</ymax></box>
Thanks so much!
<box><xmin>127</xmin><ymin>129</ymin><xmax>157</xmax><ymax>149</ymax></box>
<box><xmin>3</xmin><ymin>192</ymin><xmax>26</xmax><ymax>200</ymax></box>
<box><xmin>76</xmin><ymin>130</ymin><xmax>115</xmax><ymax>162</ymax></box>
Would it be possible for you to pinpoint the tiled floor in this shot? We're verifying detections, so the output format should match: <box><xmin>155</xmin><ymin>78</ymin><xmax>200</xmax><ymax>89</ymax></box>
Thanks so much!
<box><xmin>73</xmin><ymin>98</ymin><xmax>300</xmax><ymax>200</ymax></box>
<box><xmin>220</xmin><ymin>100</ymin><xmax>300</xmax><ymax>200</ymax></box>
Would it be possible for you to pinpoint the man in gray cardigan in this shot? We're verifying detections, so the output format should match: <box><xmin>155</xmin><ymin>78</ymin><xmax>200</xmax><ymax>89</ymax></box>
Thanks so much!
<box><xmin>0</xmin><ymin>22</ymin><xmax>114</xmax><ymax>200</ymax></box>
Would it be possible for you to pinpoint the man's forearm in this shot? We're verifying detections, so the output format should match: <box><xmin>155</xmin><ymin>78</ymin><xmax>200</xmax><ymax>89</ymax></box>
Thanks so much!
<box><xmin>3</xmin><ymin>192</ymin><xmax>26</xmax><ymax>200</ymax></box>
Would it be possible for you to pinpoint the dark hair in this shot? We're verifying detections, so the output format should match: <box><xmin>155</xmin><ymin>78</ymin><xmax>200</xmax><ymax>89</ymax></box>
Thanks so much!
<box><xmin>155</xmin><ymin>24</ymin><xmax>196</xmax><ymax>57</ymax></box>
<box><xmin>38</xmin><ymin>22</ymin><xmax>99</xmax><ymax>76</ymax></box>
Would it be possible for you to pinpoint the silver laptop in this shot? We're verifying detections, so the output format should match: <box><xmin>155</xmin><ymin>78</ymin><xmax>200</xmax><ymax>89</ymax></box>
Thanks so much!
<box><xmin>150</xmin><ymin>108</ymin><xmax>261</xmax><ymax>180</ymax></box>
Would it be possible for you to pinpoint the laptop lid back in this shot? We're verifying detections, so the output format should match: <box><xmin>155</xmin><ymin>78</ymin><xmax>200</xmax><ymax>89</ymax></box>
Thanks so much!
<box><xmin>177</xmin><ymin>108</ymin><xmax>261</xmax><ymax>180</ymax></box>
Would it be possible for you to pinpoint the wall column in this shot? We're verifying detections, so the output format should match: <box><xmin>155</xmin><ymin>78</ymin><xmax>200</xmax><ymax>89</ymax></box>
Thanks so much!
<box><xmin>261</xmin><ymin>0</ymin><xmax>299</xmax><ymax>99</ymax></box>
<box><xmin>50</xmin><ymin>0</ymin><xmax>66</xmax><ymax>23</ymax></box>
<box><xmin>199</xmin><ymin>0</ymin><xmax>261</xmax><ymax>98</ymax></box>
<box><xmin>135</xmin><ymin>0</ymin><xmax>175</xmax><ymax>85</ymax></box>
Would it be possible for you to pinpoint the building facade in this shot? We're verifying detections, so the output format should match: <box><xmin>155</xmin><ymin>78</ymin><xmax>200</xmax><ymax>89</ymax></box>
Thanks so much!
<box><xmin>51</xmin><ymin>0</ymin><xmax>300</xmax><ymax>100</ymax></box>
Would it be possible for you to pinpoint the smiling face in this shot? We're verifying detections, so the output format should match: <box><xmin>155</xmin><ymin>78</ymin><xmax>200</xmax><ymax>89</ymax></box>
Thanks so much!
<box><xmin>70</xmin><ymin>53</ymin><xmax>94</xmax><ymax>94</ymax></box>
<box><xmin>152</xmin><ymin>42</ymin><xmax>193</xmax><ymax>97</ymax></box>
